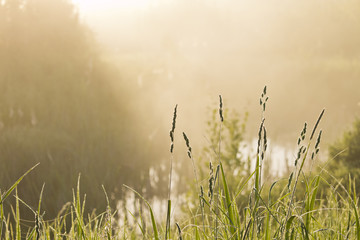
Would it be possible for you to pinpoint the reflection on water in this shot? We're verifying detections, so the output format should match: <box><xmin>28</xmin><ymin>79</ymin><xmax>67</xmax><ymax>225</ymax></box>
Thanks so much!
<box><xmin>116</xmin><ymin>138</ymin><xmax>300</xmax><ymax>225</ymax></box>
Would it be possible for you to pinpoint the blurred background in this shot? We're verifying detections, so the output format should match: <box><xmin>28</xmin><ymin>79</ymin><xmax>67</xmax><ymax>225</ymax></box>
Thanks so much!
<box><xmin>1</xmin><ymin>0</ymin><xmax>360</xmax><ymax>220</ymax></box>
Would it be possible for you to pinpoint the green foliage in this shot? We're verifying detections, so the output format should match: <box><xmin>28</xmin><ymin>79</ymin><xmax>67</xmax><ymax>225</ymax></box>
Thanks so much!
<box><xmin>330</xmin><ymin>119</ymin><xmax>360</xmax><ymax>169</ymax></box>
<box><xmin>203</xmin><ymin>107</ymin><xmax>249</xmax><ymax>190</ymax></box>
<box><xmin>327</xmin><ymin>118</ymin><xmax>360</xmax><ymax>194</ymax></box>
<box><xmin>180</xmin><ymin>106</ymin><xmax>250</xmax><ymax>226</ymax></box>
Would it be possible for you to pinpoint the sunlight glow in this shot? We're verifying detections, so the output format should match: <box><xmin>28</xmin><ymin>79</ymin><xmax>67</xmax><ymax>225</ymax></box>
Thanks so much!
<box><xmin>117</xmin><ymin>0</ymin><xmax>152</xmax><ymax>9</ymax></box>
<box><xmin>72</xmin><ymin>0</ymin><xmax>153</xmax><ymax>13</ymax></box>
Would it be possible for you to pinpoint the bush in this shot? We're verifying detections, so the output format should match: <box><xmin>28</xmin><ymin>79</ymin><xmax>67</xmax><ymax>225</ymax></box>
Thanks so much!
<box><xmin>328</xmin><ymin>118</ymin><xmax>360</xmax><ymax>189</ymax></box>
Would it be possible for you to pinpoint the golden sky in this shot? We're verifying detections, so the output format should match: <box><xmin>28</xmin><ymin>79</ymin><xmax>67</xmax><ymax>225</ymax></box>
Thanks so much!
<box><xmin>72</xmin><ymin>0</ymin><xmax>158</xmax><ymax>15</ymax></box>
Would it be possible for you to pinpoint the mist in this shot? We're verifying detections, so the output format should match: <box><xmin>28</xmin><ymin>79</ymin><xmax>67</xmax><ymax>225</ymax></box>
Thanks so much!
<box><xmin>1</xmin><ymin>0</ymin><xmax>360</xmax><ymax>222</ymax></box>
<box><xmin>81</xmin><ymin>0</ymin><xmax>360</xmax><ymax>145</ymax></box>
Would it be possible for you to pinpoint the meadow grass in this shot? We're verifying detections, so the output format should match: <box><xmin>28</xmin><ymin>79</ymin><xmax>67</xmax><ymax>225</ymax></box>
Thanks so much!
<box><xmin>1</xmin><ymin>87</ymin><xmax>359</xmax><ymax>239</ymax></box>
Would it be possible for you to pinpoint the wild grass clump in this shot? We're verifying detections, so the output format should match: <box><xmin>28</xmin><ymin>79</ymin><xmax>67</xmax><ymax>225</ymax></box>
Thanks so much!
<box><xmin>1</xmin><ymin>87</ymin><xmax>360</xmax><ymax>239</ymax></box>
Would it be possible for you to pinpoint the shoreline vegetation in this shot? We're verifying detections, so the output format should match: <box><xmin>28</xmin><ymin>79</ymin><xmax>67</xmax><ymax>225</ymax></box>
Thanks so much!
<box><xmin>2</xmin><ymin>87</ymin><xmax>360</xmax><ymax>239</ymax></box>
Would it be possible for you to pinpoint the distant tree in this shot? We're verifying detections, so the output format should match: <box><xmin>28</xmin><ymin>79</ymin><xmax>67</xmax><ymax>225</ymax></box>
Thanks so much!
<box><xmin>0</xmin><ymin>0</ymin><xmax>167</xmax><ymax>221</ymax></box>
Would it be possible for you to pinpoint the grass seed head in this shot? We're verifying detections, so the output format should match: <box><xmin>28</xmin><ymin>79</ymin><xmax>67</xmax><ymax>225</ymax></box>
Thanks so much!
<box><xmin>169</xmin><ymin>104</ymin><xmax>178</xmax><ymax>153</ymax></box>
<box><xmin>288</xmin><ymin>172</ymin><xmax>294</xmax><ymax>190</ymax></box>
<box><xmin>200</xmin><ymin>186</ymin><xmax>205</xmax><ymax>207</ymax></box>
<box><xmin>182</xmin><ymin>132</ymin><xmax>190</xmax><ymax>150</ymax></box>
<box><xmin>310</xmin><ymin>109</ymin><xmax>325</xmax><ymax>140</ymax></box>
<box><xmin>257</xmin><ymin>120</ymin><xmax>264</xmax><ymax>154</ymax></box>
<box><xmin>183</xmin><ymin>132</ymin><xmax>192</xmax><ymax>158</ymax></box>
<box><xmin>219</xmin><ymin>95</ymin><xmax>224</xmax><ymax>122</ymax></box>
<box><xmin>315</xmin><ymin>130</ymin><xmax>322</xmax><ymax>149</ymax></box>
<box><xmin>208</xmin><ymin>176</ymin><xmax>214</xmax><ymax>201</ymax></box>
<box><xmin>171</xmin><ymin>105</ymin><xmax>178</xmax><ymax>133</ymax></box>
<box><xmin>260</xmin><ymin>86</ymin><xmax>269</xmax><ymax>111</ymax></box>
<box><xmin>295</xmin><ymin>146</ymin><xmax>304</xmax><ymax>166</ymax></box>
<box><xmin>170</xmin><ymin>143</ymin><xmax>174</xmax><ymax>153</ymax></box>
<box><xmin>208</xmin><ymin>161</ymin><xmax>215</xmax><ymax>202</ymax></box>
<box><xmin>264</xmin><ymin>127</ymin><xmax>268</xmax><ymax>151</ymax></box>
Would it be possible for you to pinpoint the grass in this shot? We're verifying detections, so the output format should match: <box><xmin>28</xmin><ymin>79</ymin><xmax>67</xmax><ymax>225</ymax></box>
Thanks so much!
<box><xmin>1</xmin><ymin>87</ymin><xmax>359</xmax><ymax>239</ymax></box>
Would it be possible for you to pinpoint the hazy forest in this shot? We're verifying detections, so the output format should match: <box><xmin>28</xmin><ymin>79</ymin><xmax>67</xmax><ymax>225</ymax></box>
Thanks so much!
<box><xmin>1</xmin><ymin>0</ymin><xmax>360</xmax><ymax>239</ymax></box>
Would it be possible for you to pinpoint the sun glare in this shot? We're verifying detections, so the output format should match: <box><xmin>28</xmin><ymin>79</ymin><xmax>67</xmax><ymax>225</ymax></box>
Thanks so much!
<box><xmin>117</xmin><ymin>0</ymin><xmax>152</xmax><ymax>9</ymax></box>
<box><xmin>72</xmin><ymin>0</ymin><xmax>153</xmax><ymax>14</ymax></box>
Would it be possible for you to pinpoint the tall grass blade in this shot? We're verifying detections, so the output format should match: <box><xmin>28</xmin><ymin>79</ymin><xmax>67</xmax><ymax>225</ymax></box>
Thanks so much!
<box><xmin>36</xmin><ymin>183</ymin><xmax>45</xmax><ymax>240</ymax></box>
<box><xmin>219</xmin><ymin>162</ymin><xmax>237</xmax><ymax>239</ymax></box>
<box><xmin>0</xmin><ymin>163</ymin><xmax>40</xmax><ymax>204</ymax></box>
<box><xmin>15</xmin><ymin>189</ymin><xmax>20</xmax><ymax>240</ymax></box>
<box><xmin>127</xmin><ymin>208</ymin><xmax>146</xmax><ymax>237</ymax></box>
<box><xmin>124</xmin><ymin>185</ymin><xmax>160</xmax><ymax>240</ymax></box>
<box><xmin>305</xmin><ymin>175</ymin><xmax>320</xmax><ymax>233</ymax></box>
<box><xmin>102</xmin><ymin>185</ymin><xmax>112</xmax><ymax>239</ymax></box>
<box><xmin>285</xmin><ymin>216</ymin><xmax>297</xmax><ymax>240</ymax></box>
<box><xmin>0</xmin><ymin>189</ymin><xmax>3</xmax><ymax>240</ymax></box>
<box><xmin>176</xmin><ymin>223</ymin><xmax>183</xmax><ymax>240</ymax></box>
<box><xmin>167</xmin><ymin>104</ymin><xmax>177</xmax><ymax>240</ymax></box>
<box><xmin>265</xmin><ymin>182</ymin><xmax>278</xmax><ymax>240</ymax></box>
<box><xmin>352</xmin><ymin>183</ymin><xmax>360</xmax><ymax>240</ymax></box>
<box><xmin>310</xmin><ymin>109</ymin><xmax>325</xmax><ymax>140</ymax></box>
<box><xmin>165</xmin><ymin>199</ymin><xmax>171</xmax><ymax>240</ymax></box>
<box><xmin>195</xmin><ymin>226</ymin><xmax>200</xmax><ymax>240</ymax></box>
<box><xmin>72</xmin><ymin>175</ymin><xmax>86</xmax><ymax>239</ymax></box>
<box><xmin>242</xmin><ymin>219</ymin><xmax>252</xmax><ymax>240</ymax></box>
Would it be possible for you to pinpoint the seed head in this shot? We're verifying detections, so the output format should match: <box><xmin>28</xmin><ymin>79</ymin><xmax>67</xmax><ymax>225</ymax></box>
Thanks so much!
<box><xmin>169</xmin><ymin>104</ymin><xmax>178</xmax><ymax>153</ymax></box>
<box><xmin>219</xmin><ymin>95</ymin><xmax>224</xmax><ymax>122</ymax></box>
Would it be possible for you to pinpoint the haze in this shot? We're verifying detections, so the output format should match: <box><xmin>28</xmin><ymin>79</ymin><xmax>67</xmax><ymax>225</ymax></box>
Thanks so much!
<box><xmin>1</xmin><ymin>0</ymin><xmax>360</xmax><ymax>220</ymax></box>
<box><xmin>73</xmin><ymin>0</ymin><xmax>360</xmax><ymax>145</ymax></box>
